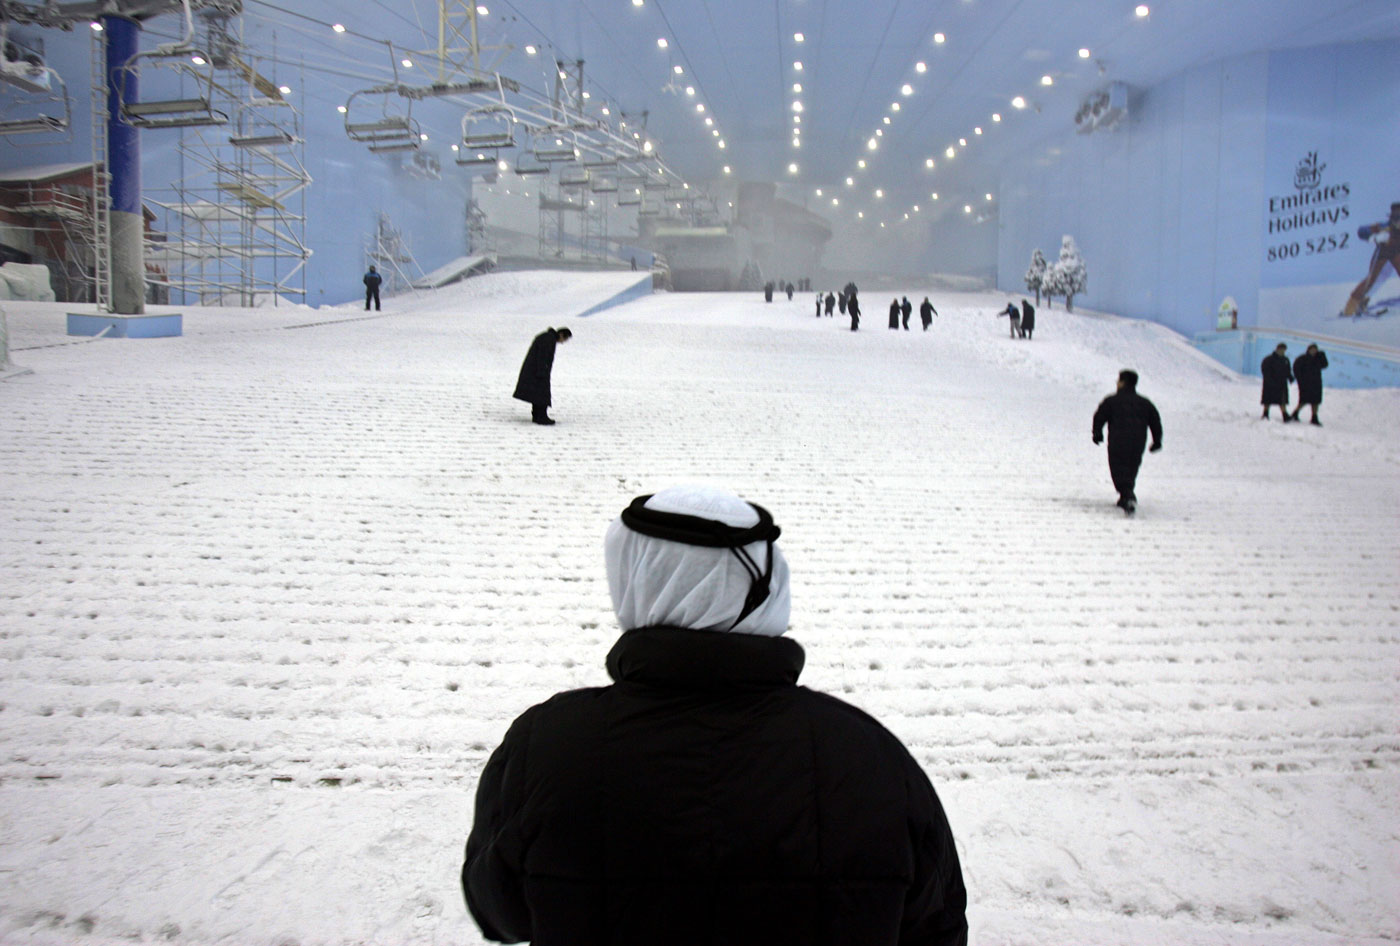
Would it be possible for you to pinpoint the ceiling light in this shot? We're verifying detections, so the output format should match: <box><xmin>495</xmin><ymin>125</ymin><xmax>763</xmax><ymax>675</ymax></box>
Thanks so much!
<box><xmin>925</xmin><ymin>158</ymin><xmax>934</xmax><ymax>168</ymax></box>
<box><xmin>901</xmin><ymin>84</ymin><xmax>913</xmax><ymax>96</ymax></box>
<box><xmin>985</xmin><ymin>193</ymin><xmax>993</xmax><ymax>200</ymax></box>
<box><xmin>1135</xmin><ymin>4</ymin><xmax>1149</xmax><ymax>16</ymax></box>
<box><xmin>633</xmin><ymin>0</ymin><xmax>643</xmax><ymax>6</ymax></box>
<box><xmin>815</xmin><ymin>188</ymin><xmax>823</xmax><ymax>196</ymax></box>
<box><xmin>643</xmin><ymin>140</ymin><xmax>653</xmax><ymax>152</ymax></box>
<box><xmin>279</xmin><ymin>85</ymin><xmax>292</xmax><ymax>95</ymax></box>
<box><xmin>1041</xmin><ymin>74</ymin><xmax>1053</xmax><ymax>86</ymax></box>
<box><xmin>933</xmin><ymin>32</ymin><xmax>946</xmax><ymax>43</ymax></box>
<box><xmin>904</xmin><ymin>213</ymin><xmax>909</xmax><ymax>219</ymax></box>
<box><xmin>958</xmin><ymin>137</ymin><xmax>966</xmax><ymax>146</ymax></box>
<box><xmin>788</xmin><ymin>163</ymin><xmax>798</xmax><ymax>174</ymax></box>
<box><xmin>832</xmin><ymin>198</ymin><xmax>839</xmax><ymax>206</ymax></box>
<box><xmin>337</xmin><ymin>105</ymin><xmax>347</xmax><ymax>114</ymax></box>
<box><xmin>191</xmin><ymin>54</ymin><xmax>206</xmax><ymax>65</ymax></box>
<box><xmin>525</xmin><ymin>44</ymin><xmax>537</xmax><ymax>55</ymax></box>
<box><xmin>601</xmin><ymin>107</ymin><xmax>610</xmax><ymax>115</ymax></box>
<box><xmin>696</xmin><ymin>103</ymin><xmax>705</xmax><ymax>112</ymax></box>
<box><xmin>890</xmin><ymin>103</ymin><xmax>900</xmax><ymax>112</ymax></box>
<box><xmin>718</xmin><ymin>140</ymin><xmax>726</xmax><ymax>148</ymax></box>
<box><xmin>881</xmin><ymin>118</ymin><xmax>889</xmax><ymax>126</ymax></box>
<box><xmin>705</xmin><ymin>117</ymin><xmax>714</xmax><ymax>126</ymax></box>
<box><xmin>867</xmin><ymin>138</ymin><xmax>878</xmax><ymax>150</ymax></box>
<box><xmin>794</xmin><ymin>32</ymin><xmax>805</xmax><ymax>42</ymax></box>
<box><xmin>792</xmin><ymin>101</ymin><xmax>804</xmax><ymax>112</ymax></box>
<box><xmin>582</xmin><ymin>91</ymin><xmax>590</xmax><ymax>99</ymax></box>
<box><xmin>476</xmin><ymin>4</ymin><xmax>489</xmax><ymax>14</ymax></box>
<box><xmin>499</xmin><ymin>160</ymin><xmax>508</xmax><ymax>170</ymax></box>
<box><xmin>875</xmin><ymin>188</ymin><xmax>883</xmax><ymax>198</ymax></box>
<box><xmin>686</xmin><ymin>86</ymin><xmax>695</xmax><ymax>96</ymax></box>
<box><xmin>89</xmin><ymin>20</ymin><xmax>103</xmax><ymax>31</ymax></box>
<box><xmin>856</xmin><ymin>160</ymin><xmax>866</xmax><ymax>168</ymax></box>
<box><xmin>974</xmin><ymin>126</ymin><xmax>983</xmax><ymax>135</ymax></box>
<box><xmin>931</xmin><ymin>192</ymin><xmax>939</xmax><ymax>199</ymax></box>
<box><xmin>723</xmin><ymin>165</ymin><xmax>731</xmax><ymax>174</ymax></box>
<box><xmin>794</xmin><ymin>61</ymin><xmax>804</xmax><ymax>71</ymax></box>
<box><xmin>793</xmin><ymin>83</ymin><xmax>803</xmax><ymax>92</ymax></box>
<box><xmin>332</xmin><ymin>23</ymin><xmax>345</xmax><ymax>33</ymax></box>
<box><xmin>913</xmin><ymin>205</ymin><xmax>920</xmax><ymax>212</ymax></box>
<box><xmin>793</xmin><ymin>115</ymin><xmax>801</xmax><ymax>124</ymax></box>
<box><xmin>946</xmin><ymin>146</ymin><xmax>955</xmax><ymax>158</ymax></box>
<box><xmin>712</xmin><ymin>129</ymin><xmax>720</xmax><ymax>136</ymax></box>
<box><xmin>858</xmin><ymin>211</ymin><xmax>864</xmax><ymax>219</ymax></box>
<box><xmin>992</xmin><ymin>112</ymin><xmax>1002</xmax><ymax>122</ymax></box>
<box><xmin>402</xmin><ymin>58</ymin><xmax>413</xmax><ymax>68</ymax></box>
<box><xmin>846</xmin><ymin>177</ymin><xmax>854</xmax><ymax>186</ymax></box>
<box><xmin>1079</xmin><ymin>48</ymin><xmax>1091</xmax><ymax>58</ymax></box>
<box><xmin>915</xmin><ymin>61</ymin><xmax>926</xmax><ymax>73</ymax></box>
<box><xmin>674</xmin><ymin>65</ymin><xmax>684</xmax><ymax>74</ymax></box>
<box><xmin>1011</xmin><ymin>95</ymin><xmax>1027</xmax><ymax>109</ymax></box>
<box><xmin>657</xmin><ymin>38</ymin><xmax>668</xmax><ymax>49</ymax></box>
<box><xmin>792</xmin><ymin>138</ymin><xmax>801</xmax><ymax>148</ymax></box>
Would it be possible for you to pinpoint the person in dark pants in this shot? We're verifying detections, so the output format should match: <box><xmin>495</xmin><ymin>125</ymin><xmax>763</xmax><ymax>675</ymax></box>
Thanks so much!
<box><xmin>920</xmin><ymin>297</ymin><xmax>937</xmax><ymax>330</ymax></box>
<box><xmin>786</xmin><ymin>282</ymin><xmax>795</xmax><ymax>300</ymax></box>
<box><xmin>1290</xmin><ymin>343</ymin><xmax>1329</xmax><ymax>425</ymax></box>
<box><xmin>888</xmin><ymin>298</ymin><xmax>901</xmax><ymax>330</ymax></box>
<box><xmin>1093</xmin><ymin>369</ymin><xmax>1163</xmax><ymax>516</ymax></box>
<box><xmin>512</xmin><ymin>326</ymin><xmax>571</xmax><ymax>425</ymax></box>
<box><xmin>848</xmin><ymin>293</ymin><xmax>860</xmax><ymax>331</ymax></box>
<box><xmin>824</xmin><ymin>291</ymin><xmax>836</xmax><ymax>317</ymax></box>
<box><xmin>838</xmin><ymin>291</ymin><xmax>847</xmax><ymax>315</ymax></box>
<box><xmin>363</xmin><ymin>265</ymin><xmax>382</xmax><ymax>311</ymax></box>
<box><xmin>1020</xmin><ymin>299</ymin><xmax>1036</xmax><ymax>339</ymax></box>
<box><xmin>462</xmin><ymin>485</ymin><xmax>969</xmax><ymax>946</ymax></box>
<box><xmin>900</xmin><ymin>296</ymin><xmax>913</xmax><ymax>330</ymax></box>
<box><xmin>1260</xmin><ymin>343</ymin><xmax>1293</xmax><ymax>421</ymax></box>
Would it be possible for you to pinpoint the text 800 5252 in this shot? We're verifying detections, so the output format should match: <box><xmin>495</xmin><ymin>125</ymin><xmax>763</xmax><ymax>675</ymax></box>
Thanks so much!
<box><xmin>1266</xmin><ymin>231</ymin><xmax>1350</xmax><ymax>262</ymax></box>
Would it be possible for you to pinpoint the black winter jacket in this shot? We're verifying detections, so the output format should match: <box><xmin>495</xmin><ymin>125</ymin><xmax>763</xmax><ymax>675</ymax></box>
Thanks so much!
<box><xmin>463</xmin><ymin>627</ymin><xmax>968</xmax><ymax>946</ymax></box>
<box><xmin>1260</xmin><ymin>352</ymin><xmax>1293</xmax><ymax>405</ymax></box>
<box><xmin>1293</xmin><ymin>351</ymin><xmax>1328</xmax><ymax>404</ymax></box>
<box><xmin>1093</xmin><ymin>388</ymin><xmax>1162</xmax><ymax>456</ymax></box>
<box><xmin>512</xmin><ymin>329</ymin><xmax>561</xmax><ymax>406</ymax></box>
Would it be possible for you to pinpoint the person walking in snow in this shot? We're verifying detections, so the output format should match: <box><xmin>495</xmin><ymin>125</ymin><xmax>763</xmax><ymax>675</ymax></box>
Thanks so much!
<box><xmin>920</xmin><ymin>297</ymin><xmax>937</xmax><ymax>330</ymax></box>
<box><xmin>837</xmin><ymin>290</ymin><xmax>847</xmax><ymax>315</ymax></box>
<box><xmin>462</xmin><ymin>485</ymin><xmax>969</xmax><ymax>946</ymax></box>
<box><xmin>1290</xmin><ymin>343</ymin><xmax>1329</xmax><ymax>425</ymax></box>
<box><xmin>888</xmin><ymin>298</ymin><xmax>901</xmax><ymax>330</ymax></box>
<box><xmin>816</xmin><ymin>294</ymin><xmax>823</xmax><ymax>318</ymax></box>
<box><xmin>900</xmin><ymin>296</ymin><xmax>913</xmax><ymax>330</ymax></box>
<box><xmin>786</xmin><ymin>282</ymin><xmax>795</xmax><ymax>301</ymax></box>
<box><xmin>1019</xmin><ymin>299</ymin><xmax>1036</xmax><ymax>339</ymax></box>
<box><xmin>1092</xmin><ymin>369</ymin><xmax>1163</xmax><ymax>516</ymax></box>
<box><xmin>363</xmin><ymin>265</ymin><xmax>383</xmax><ymax>311</ymax></box>
<box><xmin>1260</xmin><ymin>343</ymin><xmax>1293</xmax><ymax>421</ymax></box>
<box><xmin>999</xmin><ymin>302</ymin><xmax>1020</xmax><ymax>338</ymax></box>
<box><xmin>512</xmin><ymin>326</ymin><xmax>571</xmax><ymax>425</ymax></box>
<box><xmin>824</xmin><ymin>291</ymin><xmax>836</xmax><ymax>317</ymax></box>
<box><xmin>847</xmin><ymin>293</ymin><xmax>860</xmax><ymax>331</ymax></box>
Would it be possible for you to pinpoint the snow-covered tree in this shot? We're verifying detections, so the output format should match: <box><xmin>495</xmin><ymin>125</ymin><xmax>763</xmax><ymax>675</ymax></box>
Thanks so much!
<box><xmin>1024</xmin><ymin>249</ymin><xmax>1048</xmax><ymax>305</ymax></box>
<box><xmin>1040</xmin><ymin>260</ymin><xmax>1068</xmax><ymax>309</ymax></box>
<box><xmin>1056</xmin><ymin>235</ymin><xmax>1087</xmax><ymax>312</ymax></box>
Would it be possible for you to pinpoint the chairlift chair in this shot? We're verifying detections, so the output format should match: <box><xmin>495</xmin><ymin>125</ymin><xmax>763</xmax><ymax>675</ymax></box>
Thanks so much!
<box><xmin>461</xmin><ymin>106</ymin><xmax>517</xmax><ymax>150</ymax></box>
<box><xmin>0</xmin><ymin>66</ymin><xmax>71</xmax><ymax>138</ymax></box>
<box><xmin>559</xmin><ymin>165</ymin><xmax>590</xmax><ymax>189</ymax></box>
<box><xmin>115</xmin><ymin>47</ymin><xmax>229</xmax><ymax>129</ymax></box>
<box><xmin>344</xmin><ymin>88</ymin><xmax>418</xmax><ymax>145</ymax></box>
<box><xmin>456</xmin><ymin>149</ymin><xmax>501</xmax><ymax>168</ymax></box>
<box><xmin>617</xmin><ymin>186</ymin><xmax>643</xmax><ymax>206</ymax></box>
<box><xmin>530</xmin><ymin>129</ymin><xmax>578</xmax><ymax>163</ymax></box>
<box><xmin>513</xmin><ymin>148</ymin><xmax>550</xmax><ymax>177</ymax></box>
<box><xmin>590</xmin><ymin>174</ymin><xmax>618</xmax><ymax>194</ymax></box>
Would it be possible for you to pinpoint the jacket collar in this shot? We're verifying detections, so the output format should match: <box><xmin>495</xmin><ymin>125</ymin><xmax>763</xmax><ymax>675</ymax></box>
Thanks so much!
<box><xmin>606</xmin><ymin>626</ymin><xmax>805</xmax><ymax>691</ymax></box>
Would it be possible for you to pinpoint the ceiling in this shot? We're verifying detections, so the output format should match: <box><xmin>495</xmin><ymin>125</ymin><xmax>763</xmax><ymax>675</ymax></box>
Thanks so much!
<box><xmin>197</xmin><ymin>0</ymin><xmax>1400</xmax><ymax>225</ymax></box>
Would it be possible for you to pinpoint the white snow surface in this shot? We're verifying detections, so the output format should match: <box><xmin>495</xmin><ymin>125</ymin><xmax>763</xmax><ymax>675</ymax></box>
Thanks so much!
<box><xmin>0</xmin><ymin>270</ymin><xmax>1397</xmax><ymax>946</ymax></box>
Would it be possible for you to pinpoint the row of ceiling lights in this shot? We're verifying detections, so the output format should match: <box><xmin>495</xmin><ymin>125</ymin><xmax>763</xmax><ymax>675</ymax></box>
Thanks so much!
<box><xmin>820</xmin><ymin>2</ymin><xmax>1153</xmax><ymax>230</ymax></box>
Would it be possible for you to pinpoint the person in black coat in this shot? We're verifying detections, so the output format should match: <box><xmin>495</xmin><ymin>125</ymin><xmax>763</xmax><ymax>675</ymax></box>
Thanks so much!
<box><xmin>1019</xmin><ymin>299</ymin><xmax>1035</xmax><ymax>339</ymax></box>
<box><xmin>837</xmin><ymin>291</ymin><xmax>847</xmax><ymax>315</ymax></box>
<box><xmin>888</xmin><ymin>298</ymin><xmax>901</xmax><ymax>330</ymax></box>
<box><xmin>848</xmin><ymin>293</ymin><xmax>860</xmax><ymax>331</ymax></box>
<box><xmin>512</xmin><ymin>326</ymin><xmax>571</xmax><ymax>425</ymax></box>
<box><xmin>1260</xmin><ymin>343</ymin><xmax>1293</xmax><ymax>421</ymax></box>
<box><xmin>920</xmin><ymin>297</ymin><xmax>937</xmax><ymax>330</ymax></box>
<box><xmin>363</xmin><ymin>265</ymin><xmax>382</xmax><ymax>311</ymax></box>
<box><xmin>824</xmin><ymin>291</ymin><xmax>836</xmax><ymax>317</ymax></box>
<box><xmin>1092</xmin><ymin>369</ymin><xmax>1163</xmax><ymax>515</ymax></box>
<box><xmin>1290</xmin><ymin>343</ymin><xmax>1329</xmax><ymax>425</ymax></box>
<box><xmin>900</xmin><ymin>296</ymin><xmax>913</xmax><ymax>330</ymax></box>
<box><xmin>462</xmin><ymin>486</ymin><xmax>968</xmax><ymax>946</ymax></box>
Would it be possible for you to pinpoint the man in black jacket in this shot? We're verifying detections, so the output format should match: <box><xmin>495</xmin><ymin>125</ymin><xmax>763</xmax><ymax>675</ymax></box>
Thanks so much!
<box><xmin>1093</xmin><ymin>370</ymin><xmax>1163</xmax><ymax>515</ymax></box>
<box><xmin>363</xmin><ymin>265</ymin><xmax>382</xmax><ymax>311</ymax></box>
<box><xmin>1260</xmin><ymin>342</ymin><xmax>1293</xmax><ymax>421</ymax></box>
<box><xmin>511</xmin><ymin>326</ymin><xmax>571</xmax><ymax>425</ymax></box>
<box><xmin>1290</xmin><ymin>343</ymin><xmax>1329</xmax><ymax>425</ymax></box>
<box><xmin>920</xmin><ymin>296</ymin><xmax>937</xmax><ymax>330</ymax></box>
<box><xmin>462</xmin><ymin>485</ymin><xmax>968</xmax><ymax>946</ymax></box>
<box><xmin>1019</xmin><ymin>299</ymin><xmax>1035</xmax><ymax>339</ymax></box>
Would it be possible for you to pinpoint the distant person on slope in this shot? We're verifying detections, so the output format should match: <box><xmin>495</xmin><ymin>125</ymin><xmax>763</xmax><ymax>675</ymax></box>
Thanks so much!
<box><xmin>920</xmin><ymin>296</ymin><xmax>937</xmax><ymax>330</ymax></box>
<box><xmin>1290</xmin><ymin>343</ymin><xmax>1329</xmax><ymax>426</ymax></box>
<box><xmin>363</xmin><ymin>265</ymin><xmax>383</xmax><ymax>311</ymax></box>
<box><xmin>1019</xmin><ymin>299</ymin><xmax>1035</xmax><ymax>339</ymax></box>
<box><xmin>848</xmin><ymin>293</ymin><xmax>861</xmax><ymax>331</ymax></box>
<box><xmin>512</xmin><ymin>326</ymin><xmax>571</xmax><ymax>426</ymax></box>
<box><xmin>825</xmin><ymin>291</ymin><xmax>836</xmax><ymax>317</ymax></box>
<box><xmin>1259</xmin><ymin>343</ymin><xmax>1294</xmax><ymax>422</ymax></box>
<box><xmin>889</xmin><ymin>298</ymin><xmax>901</xmax><ymax>330</ymax></box>
<box><xmin>999</xmin><ymin>302</ymin><xmax>1020</xmax><ymax>338</ymax></box>
<box><xmin>1093</xmin><ymin>369</ymin><xmax>1163</xmax><ymax>516</ymax></box>
<box><xmin>901</xmin><ymin>296</ymin><xmax>913</xmax><ymax>330</ymax></box>
<box><xmin>462</xmin><ymin>484</ymin><xmax>969</xmax><ymax>946</ymax></box>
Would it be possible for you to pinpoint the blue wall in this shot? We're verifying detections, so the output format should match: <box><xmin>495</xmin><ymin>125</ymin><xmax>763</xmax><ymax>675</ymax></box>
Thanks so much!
<box><xmin>998</xmin><ymin>38</ymin><xmax>1400</xmax><ymax>370</ymax></box>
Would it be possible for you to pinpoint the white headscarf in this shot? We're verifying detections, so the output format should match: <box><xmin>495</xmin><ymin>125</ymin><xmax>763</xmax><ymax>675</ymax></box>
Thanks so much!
<box><xmin>604</xmin><ymin>484</ymin><xmax>791</xmax><ymax>636</ymax></box>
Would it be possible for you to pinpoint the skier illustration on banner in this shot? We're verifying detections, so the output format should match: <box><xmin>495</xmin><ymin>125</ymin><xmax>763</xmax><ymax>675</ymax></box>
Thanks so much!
<box><xmin>1341</xmin><ymin>201</ymin><xmax>1400</xmax><ymax>317</ymax></box>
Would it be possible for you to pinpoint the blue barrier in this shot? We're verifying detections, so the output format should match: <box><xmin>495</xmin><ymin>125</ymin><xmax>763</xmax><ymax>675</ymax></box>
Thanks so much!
<box><xmin>67</xmin><ymin>312</ymin><xmax>183</xmax><ymax>338</ymax></box>
<box><xmin>1193</xmin><ymin>328</ymin><xmax>1400</xmax><ymax>389</ymax></box>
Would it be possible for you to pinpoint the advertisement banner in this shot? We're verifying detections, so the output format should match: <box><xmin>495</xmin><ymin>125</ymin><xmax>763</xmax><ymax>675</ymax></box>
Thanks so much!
<box><xmin>1259</xmin><ymin>40</ymin><xmax>1400</xmax><ymax>346</ymax></box>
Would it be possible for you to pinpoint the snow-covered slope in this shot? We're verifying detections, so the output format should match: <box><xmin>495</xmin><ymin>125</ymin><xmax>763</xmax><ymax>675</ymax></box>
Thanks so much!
<box><xmin>0</xmin><ymin>275</ymin><xmax>1396</xmax><ymax>945</ymax></box>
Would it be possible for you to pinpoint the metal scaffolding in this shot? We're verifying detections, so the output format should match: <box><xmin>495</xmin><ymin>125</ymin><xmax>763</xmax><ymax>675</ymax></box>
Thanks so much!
<box><xmin>142</xmin><ymin>13</ymin><xmax>310</xmax><ymax>306</ymax></box>
<box><xmin>366</xmin><ymin>212</ymin><xmax>423</xmax><ymax>295</ymax></box>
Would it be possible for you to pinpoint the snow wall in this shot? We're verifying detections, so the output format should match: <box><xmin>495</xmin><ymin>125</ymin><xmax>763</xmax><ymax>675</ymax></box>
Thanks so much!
<box><xmin>997</xmin><ymin>37</ymin><xmax>1400</xmax><ymax>373</ymax></box>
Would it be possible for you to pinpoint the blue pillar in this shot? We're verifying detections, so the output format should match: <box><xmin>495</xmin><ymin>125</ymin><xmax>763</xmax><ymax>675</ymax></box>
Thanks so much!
<box><xmin>104</xmin><ymin>15</ymin><xmax>145</xmax><ymax>314</ymax></box>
